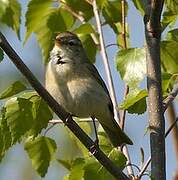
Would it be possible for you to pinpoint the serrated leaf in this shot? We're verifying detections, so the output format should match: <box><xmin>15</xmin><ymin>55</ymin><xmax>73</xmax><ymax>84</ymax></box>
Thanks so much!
<box><xmin>1</xmin><ymin>107</ymin><xmax>12</xmax><ymax>148</ymax></box>
<box><xmin>57</xmin><ymin>159</ymin><xmax>72</xmax><ymax>170</ymax></box>
<box><xmin>24</xmin><ymin>136</ymin><xmax>57</xmax><ymax>177</ymax></box>
<box><xmin>25</xmin><ymin>0</ymin><xmax>53</xmax><ymax>43</ymax></box>
<box><xmin>1</xmin><ymin>0</ymin><xmax>21</xmax><ymax>39</ymax></box>
<box><xmin>79</xmin><ymin>34</ymin><xmax>97</xmax><ymax>63</ymax></box>
<box><xmin>0</xmin><ymin>49</ymin><xmax>4</xmax><ymax>63</ymax></box>
<box><xmin>74</xmin><ymin>23</ymin><xmax>95</xmax><ymax>34</ymax></box>
<box><xmin>25</xmin><ymin>0</ymin><xmax>54</xmax><ymax>63</ymax></box>
<box><xmin>30</xmin><ymin>96</ymin><xmax>53</xmax><ymax>137</ymax></box>
<box><xmin>161</xmin><ymin>41</ymin><xmax>178</xmax><ymax>74</ymax></box>
<box><xmin>5</xmin><ymin>97</ymin><xmax>33</xmax><ymax>143</ymax></box>
<box><xmin>0</xmin><ymin>107</ymin><xmax>12</xmax><ymax>160</ymax></box>
<box><xmin>0</xmin><ymin>81</ymin><xmax>26</xmax><ymax>100</ymax></box>
<box><xmin>47</xmin><ymin>8</ymin><xmax>74</xmax><ymax>32</ymax></box>
<box><xmin>68</xmin><ymin>158</ymin><xmax>85</xmax><ymax>180</ymax></box>
<box><xmin>120</xmin><ymin>89</ymin><xmax>147</xmax><ymax>114</ymax></box>
<box><xmin>116</xmin><ymin>48</ymin><xmax>146</xmax><ymax>88</ymax></box>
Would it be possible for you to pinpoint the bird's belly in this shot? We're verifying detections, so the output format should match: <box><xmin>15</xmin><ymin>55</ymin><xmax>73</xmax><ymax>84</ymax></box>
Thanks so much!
<box><xmin>59</xmin><ymin>79</ymin><xmax>107</xmax><ymax>118</ymax></box>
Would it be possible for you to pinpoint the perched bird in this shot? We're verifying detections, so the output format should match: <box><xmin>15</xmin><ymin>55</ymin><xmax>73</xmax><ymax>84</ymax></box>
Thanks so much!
<box><xmin>45</xmin><ymin>32</ymin><xmax>133</xmax><ymax>147</ymax></box>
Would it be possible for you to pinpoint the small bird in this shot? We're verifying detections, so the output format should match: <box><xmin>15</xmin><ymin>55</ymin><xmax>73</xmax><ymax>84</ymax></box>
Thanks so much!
<box><xmin>45</xmin><ymin>32</ymin><xmax>133</xmax><ymax>147</ymax></box>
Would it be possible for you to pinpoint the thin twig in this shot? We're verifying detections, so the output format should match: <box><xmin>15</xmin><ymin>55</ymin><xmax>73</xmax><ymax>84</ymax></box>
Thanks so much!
<box><xmin>163</xmin><ymin>84</ymin><xmax>178</xmax><ymax>111</ymax></box>
<box><xmin>119</xmin><ymin>0</ymin><xmax>134</xmax><ymax>177</ymax></box>
<box><xmin>92</xmin><ymin>0</ymin><xmax>120</xmax><ymax>122</ymax></box>
<box><xmin>0</xmin><ymin>32</ymin><xmax>130</xmax><ymax>180</ymax></box>
<box><xmin>60</xmin><ymin>0</ymin><xmax>85</xmax><ymax>23</ymax></box>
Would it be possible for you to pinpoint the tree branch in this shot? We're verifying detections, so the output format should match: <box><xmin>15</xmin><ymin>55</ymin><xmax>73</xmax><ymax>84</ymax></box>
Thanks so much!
<box><xmin>144</xmin><ymin>0</ymin><xmax>165</xmax><ymax>179</ymax></box>
<box><xmin>0</xmin><ymin>32</ymin><xmax>130</xmax><ymax>180</ymax></box>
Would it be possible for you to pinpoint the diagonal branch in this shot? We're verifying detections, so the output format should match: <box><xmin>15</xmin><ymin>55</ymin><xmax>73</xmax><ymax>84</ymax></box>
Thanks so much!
<box><xmin>0</xmin><ymin>32</ymin><xmax>130</xmax><ymax>180</ymax></box>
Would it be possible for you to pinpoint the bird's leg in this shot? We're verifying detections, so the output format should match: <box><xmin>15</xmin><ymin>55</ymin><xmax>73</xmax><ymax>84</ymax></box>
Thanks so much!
<box><xmin>91</xmin><ymin>116</ymin><xmax>99</xmax><ymax>147</ymax></box>
<box><xmin>89</xmin><ymin>117</ymin><xmax>99</xmax><ymax>155</ymax></box>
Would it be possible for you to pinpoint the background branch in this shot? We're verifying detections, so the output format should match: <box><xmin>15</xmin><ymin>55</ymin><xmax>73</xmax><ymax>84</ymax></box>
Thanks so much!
<box><xmin>92</xmin><ymin>0</ymin><xmax>120</xmax><ymax>122</ymax></box>
<box><xmin>144</xmin><ymin>0</ymin><xmax>165</xmax><ymax>179</ymax></box>
<box><xmin>0</xmin><ymin>32</ymin><xmax>130</xmax><ymax>180</ymax></box>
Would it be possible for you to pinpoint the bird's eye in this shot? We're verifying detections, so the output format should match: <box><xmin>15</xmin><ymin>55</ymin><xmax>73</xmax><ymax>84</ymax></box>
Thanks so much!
<box><xmin>68</xmin><ymin>39</ymin><xmax>77</xmax><ymax>46</ymax></box>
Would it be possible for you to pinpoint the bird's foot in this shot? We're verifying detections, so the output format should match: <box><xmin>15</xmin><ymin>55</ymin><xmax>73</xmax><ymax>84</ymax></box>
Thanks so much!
<box><xmin>89</xmin><ymin>139</ymin><xmax>99</xmax><ymax>155</ymax></box>
<box><xmin>63</xmin><ymin>114</ymin><xmax>73</xmax><ymax>126</ymax></box>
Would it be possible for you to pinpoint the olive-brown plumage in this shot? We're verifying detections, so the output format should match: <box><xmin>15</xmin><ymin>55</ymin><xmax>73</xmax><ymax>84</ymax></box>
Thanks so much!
<box><xmin>45</xmin><ymin>32</ymin><xmax>133</xmax><ymax>147</ymax></box>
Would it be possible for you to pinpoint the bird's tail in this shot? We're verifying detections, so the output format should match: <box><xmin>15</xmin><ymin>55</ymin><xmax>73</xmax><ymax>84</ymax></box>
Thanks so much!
<box><xmin>100</xmin><ymin>117</ymin><xmax>133</xmax><ymax>147</ymax></box>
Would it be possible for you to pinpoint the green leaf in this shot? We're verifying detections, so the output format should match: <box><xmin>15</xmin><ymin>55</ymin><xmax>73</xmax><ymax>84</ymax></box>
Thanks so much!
<box><xmin>1</xmin><ymin>0</ymin><xmax>21</xmax><ymax>39</ymax></box>
<box><xmin>0</xmin><ymin>49</ymin><xmax>4</xmax><ymax>63</ymax></box>
<box><xmin>68</xmin><ymin>158</ymin><xmax>85</xmax><ymax>180</ymax></box>
<box><xmin>116</xmin><ymin>48</ymin><xmax>146</xmax><ymax>88</ymax></box>
<box><xmin>0</xmin><ymin>107</ymin><xmax>12</xmax><ymax>160</ymax></box>
<box><xmin>25</xmin><ymin>0</ymin><xmax>54</xmax><ymax>63</ymax></box>
<box><xmin>98</xmin><ymin>131</ymin><xmax>113</xmax><ymax>154</ymax></box>
<box><xmin>68</xmin><ymin>119</ymin><xmax>91</xmax><ymax>156</ymax></box>
<box><xmin>5</xmin><ymin>97</ymin><xmax>33</xmax><ymax>143</ymax></box>
<box><xmin>102</xmin><ymin>1</ymin><xmax>123</xmax><ymax>23</ymax></box>
<box><xmin>162</xmin><ymin>73</ymin><xmax>173</xmax><ymax>93</ymax></box>
<box><xmin>0</xmin><ymin>0</ymin><xmax>9</xmax><ymax>18</ymax></box>
<box><xmin>120</xmin><ymin>89</ymin><xmax>147</xmax><ymax>114</ymax></box>
<box><xmin>161</xmin><ymin>41</ymin><xmax>178</xmax><ymax>74</ymax></box>
<box><xmin>0</xmin><ymin>81</ymin><xmax>26</xmax><ymax>100</ymax></box>
<box><xmin>132</xmin><ymin>0</ymin><xmax>145</xmax><ymax>16</ymax></box>
<box><xmin>83</xmin><ymin>157</ymin><xmax>102</xmax><ymax>180</ymax></box>
<box><xmin>25</xmin><ymin>0</ymin><xmax>53</xmax><ymax>43</ymax></box>
<box><xmin>165</xmin><ymin>0</ymin><xmax>178</xmax><ymax>14</ymax></box>
<box><xmin>47</xmin><ymin>8</ymin><xmax>75</xmax><ymax>32</ymax></box>
<box><xmin>30</xmin><ymin>96</ymin><xmax>53</xmax><ymax>137</ymax></box>
<box><xmin>108</xmin><ymin>149</ymin><xmax>127</xmax><ymax>170</ymax></box>
<box><xmin>57</xmin><ymin>159</ymin><xmax>72</xmax><ymax>170</ymax></box>
<box><xmin>79</xmin><ymin>34</ymin><xmax>97</xmax><ymax>63</ymax></box>
<box><xmin>162</xmin><ymin>10</ymin><xmax>177</xmax><ymax>31</ymax></box>
<box><xmin>167</xmin><ymin>29</ymin><xmax>178</xmax><ymax>42</ymax></box>
<box><xmin>24</xmin><ymin>136</ymin><xmax>57</xmax><ymax>177</ymax></box>
<box><xmin>74</xmin><ymin>23</ymin><xmax>95</xmax><ymax>35</ymax></box>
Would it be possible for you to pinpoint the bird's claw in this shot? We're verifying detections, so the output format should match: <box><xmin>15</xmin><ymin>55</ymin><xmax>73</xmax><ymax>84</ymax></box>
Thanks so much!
<box><xmin>89</xmin><ymin>140</ymin><xmax>99</xmax><ymax>155</ymax></box>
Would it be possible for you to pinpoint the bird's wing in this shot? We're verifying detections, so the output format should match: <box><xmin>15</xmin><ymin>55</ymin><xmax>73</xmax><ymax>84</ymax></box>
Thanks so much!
<box><xmin>84</xmin><ymin>63</ymin><xmax>114</xmax><ymax>113</ymax></box>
